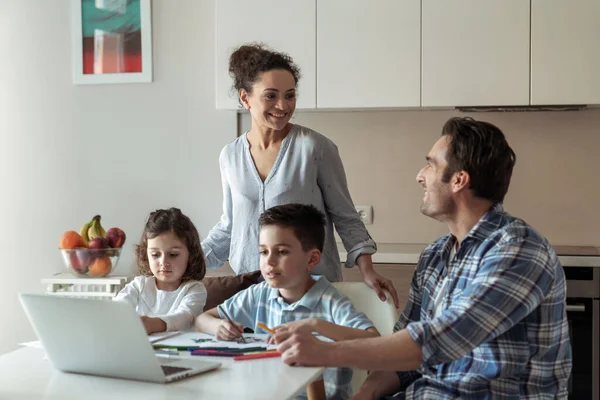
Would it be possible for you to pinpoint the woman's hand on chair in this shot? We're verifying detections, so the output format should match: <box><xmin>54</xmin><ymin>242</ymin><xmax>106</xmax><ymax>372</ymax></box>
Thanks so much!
<box><xmin>357</xmin><ymin>254</ymin><xmax>400</xmax><ymax>308</ymax></box>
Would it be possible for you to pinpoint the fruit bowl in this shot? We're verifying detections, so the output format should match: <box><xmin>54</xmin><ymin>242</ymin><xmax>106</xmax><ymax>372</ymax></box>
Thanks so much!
<box><xmin>60</xmin><ymin>248</ymin><xmax>121</xmax><ymax>277</ymax></box>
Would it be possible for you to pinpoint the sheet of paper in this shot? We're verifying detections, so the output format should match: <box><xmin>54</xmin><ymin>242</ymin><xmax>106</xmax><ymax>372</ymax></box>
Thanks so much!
<box><xmin>148</xmin><ymin>330</ymin><xmax>181</xmax><ymax>344</ymax></box>
<box><xmin>152</xmin><ymin>332</ymin><xmax>276</xmax><ymax>350</ymax></box>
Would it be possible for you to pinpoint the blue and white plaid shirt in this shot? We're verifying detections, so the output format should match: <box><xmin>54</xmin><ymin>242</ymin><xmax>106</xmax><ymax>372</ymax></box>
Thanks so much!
<box><xmin>218</xmin><ymin>276</ymin><xmax>374</xmax><ymax>400</ymax></box>
<box><xmin>395</xmin><ymin>204</ymin><xmax>572</xmax><ymax>399</ymax></box>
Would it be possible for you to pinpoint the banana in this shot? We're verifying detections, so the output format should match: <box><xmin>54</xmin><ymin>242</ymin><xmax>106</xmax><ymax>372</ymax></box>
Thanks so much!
<box><xmin>87</xmin><ymin>215</ymin><xmax>107</xmax><ymax>240</ymax></box>
<box><xmin>79</xmin><ymin>218</ymin><xmax>93</xmax><ymax>247</ymax></box>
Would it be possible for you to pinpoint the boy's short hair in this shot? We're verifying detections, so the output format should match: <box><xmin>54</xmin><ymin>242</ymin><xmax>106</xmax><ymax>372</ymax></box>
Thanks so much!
<box><xmin>258</xmin><ymin>204</ymin><xmax>326</xmax><ymax>252</ymax></box>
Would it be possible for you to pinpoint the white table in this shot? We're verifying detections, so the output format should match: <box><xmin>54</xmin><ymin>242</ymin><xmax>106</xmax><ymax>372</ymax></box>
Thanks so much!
<box><xmin>0</xmin><ymin>347</ymin><xmax>324</xmax><ymax>400</ymax></box>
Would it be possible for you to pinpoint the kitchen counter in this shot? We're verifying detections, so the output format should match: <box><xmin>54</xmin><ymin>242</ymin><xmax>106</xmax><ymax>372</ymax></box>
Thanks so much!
<box><xmin>339</xmin><ymin>243</ymin><xmax>600</xmax><ymax>267</ymax></box>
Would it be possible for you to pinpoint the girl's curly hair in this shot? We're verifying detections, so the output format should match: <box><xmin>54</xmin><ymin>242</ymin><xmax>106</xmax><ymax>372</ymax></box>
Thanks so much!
<box><xmin>135</xmin><ymin>208</ymin><xmax>206</xmax><ymax>282</ymax></box>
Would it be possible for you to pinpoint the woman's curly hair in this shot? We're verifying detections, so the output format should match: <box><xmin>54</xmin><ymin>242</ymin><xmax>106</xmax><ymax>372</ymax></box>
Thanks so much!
<box><xmin>228</xmin><ymin>42</ymin><xmax>301</xmax><ymax>99</ymax></box>
<box><xmin>135</xmin><ymin>208</ymin><xmax>206</xmax><ymax>282</ymax></box>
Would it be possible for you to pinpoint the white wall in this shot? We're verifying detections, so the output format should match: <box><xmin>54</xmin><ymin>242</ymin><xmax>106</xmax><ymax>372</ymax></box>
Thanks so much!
<box><xmin>0</xmin><ymin>0</ymin><xmax>236</xmax><ymax>355</ymax></box>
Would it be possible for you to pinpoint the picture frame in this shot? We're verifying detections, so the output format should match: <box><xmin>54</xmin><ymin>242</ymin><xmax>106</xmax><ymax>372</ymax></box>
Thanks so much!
<box><xmin>71</xmin><ymin>0</ymin><xmax>153</xmax><ymax>85</ymax></box>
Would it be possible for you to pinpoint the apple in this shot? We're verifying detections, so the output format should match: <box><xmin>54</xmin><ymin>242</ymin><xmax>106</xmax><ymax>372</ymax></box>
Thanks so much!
<box><xmin>88</xmin><ymin>237</ymin><xmax>109</xmax><ymax>249</ymax></box>
<box><xmin>106</xmin><ymin>227</ymin><xmax>126</xmax><ymax>248</ymax></box>
<box><xmin>70</xmin><ymin>250</ymin><xmax>91</xmax><ymax>274</ymax></box>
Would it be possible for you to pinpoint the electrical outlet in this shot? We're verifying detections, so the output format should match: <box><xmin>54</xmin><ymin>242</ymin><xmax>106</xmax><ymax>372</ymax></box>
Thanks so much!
<box><xmin>355</xmin><ymin>205</ymin><xmax>373</xmax><ymax>225</ymax></box>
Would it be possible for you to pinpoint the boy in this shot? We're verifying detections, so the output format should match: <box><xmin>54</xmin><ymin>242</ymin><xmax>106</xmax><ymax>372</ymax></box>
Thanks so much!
<box><xmin>195</xmin><ymin>203</ymin><xmax>379</xmax><ymax>400</ymax></box>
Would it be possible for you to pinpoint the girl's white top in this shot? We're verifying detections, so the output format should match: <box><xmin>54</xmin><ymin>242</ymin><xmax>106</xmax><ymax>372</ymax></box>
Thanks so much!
<box><xmin>114</xmin><ymin>275</ymin><xmax>207</xmax><ymax>331</ymax></box>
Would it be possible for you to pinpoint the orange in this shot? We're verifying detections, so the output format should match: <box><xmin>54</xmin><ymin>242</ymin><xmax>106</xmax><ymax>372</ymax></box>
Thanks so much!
<box><xmin>60</xmin><ymin>231</ymin><xmax>85</xmax><ymax>249</ymax></box>
<box><xmin>88</xmin><ymin>256</ymin><xmax>112</xmax><ymax>277</ymax></box>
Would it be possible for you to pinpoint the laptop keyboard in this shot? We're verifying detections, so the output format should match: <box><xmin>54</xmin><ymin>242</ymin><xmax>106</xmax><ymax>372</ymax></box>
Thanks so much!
<box><xmin>161</xmin><ymin>365</ymin><xmax>192</xmax><ymax>376</ymax></box>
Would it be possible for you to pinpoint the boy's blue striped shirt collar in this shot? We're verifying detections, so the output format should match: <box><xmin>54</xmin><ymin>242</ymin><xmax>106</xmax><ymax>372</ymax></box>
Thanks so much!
<box><xmin>266</xmin><ymin>275</ymin><xmax>330</xmax><ymax>311</ymax></box>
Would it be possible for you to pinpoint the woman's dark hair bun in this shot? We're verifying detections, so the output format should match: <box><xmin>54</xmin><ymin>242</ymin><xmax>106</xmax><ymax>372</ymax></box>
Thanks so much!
<box><xmin>228</xmin><ymin>42</ymin><xmax>300</xmax><ymax>95</ymax></box>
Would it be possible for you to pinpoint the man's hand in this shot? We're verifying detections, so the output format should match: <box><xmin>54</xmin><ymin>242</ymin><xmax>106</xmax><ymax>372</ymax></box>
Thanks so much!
<box><xmin>273</xmin><ymin>319</ymin><xmax>317</xmax><ymax>341</ymax></box>
<box><xmin>357</xmin><ymin>254</ymin><xmax>400</xmax><ymax>308</ymax></box>
<box><xmin>351</xmin><ymin>370</ymin><xmax>402</xmax><ymax>400</ymax></box>
<box><xmin>350</xmin><ymin>392</ymin><xmax>376</xmax><ymax>400</ymax></box>
<box><xmin>215</xmin><ymin>319</ymin><xmax>244</xmax><ymax>341</ymax></box>
<box><xmin>277</xmin><ymin>332</ymin><xmax>332</xmax><ymax>367</ymax></box>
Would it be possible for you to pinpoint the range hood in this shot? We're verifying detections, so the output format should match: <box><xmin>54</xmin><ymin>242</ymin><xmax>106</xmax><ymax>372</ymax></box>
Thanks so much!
<box><xmin>456</xmin><ymin>105</ymin><xmax>587</xmax><ymax>112</ymax></box>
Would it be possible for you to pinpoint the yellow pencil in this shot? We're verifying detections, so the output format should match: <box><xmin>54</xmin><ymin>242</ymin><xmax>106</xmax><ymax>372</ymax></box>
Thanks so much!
<box><xmin>257</xmin><ymin>322</ymin><xmax>276</xmax><ymax>335</ymax></box>
<box><xmin>243</xmin><ymin>349</ymin><xmax>279</xmax><ymax>356</ymax></box>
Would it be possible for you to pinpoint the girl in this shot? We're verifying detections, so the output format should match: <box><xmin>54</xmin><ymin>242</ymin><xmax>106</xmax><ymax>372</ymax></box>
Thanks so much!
<box><xmin>115</xmin><ymin>208</ymin><xmax>207</xmax><ymax>334</ymax></box>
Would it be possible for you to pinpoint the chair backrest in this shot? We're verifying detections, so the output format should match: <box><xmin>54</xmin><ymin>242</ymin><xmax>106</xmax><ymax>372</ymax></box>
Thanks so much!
<box><xmin>331</xmin><ymin>282</ymin><xmax>400</xmax><ymax>394</ymax></box>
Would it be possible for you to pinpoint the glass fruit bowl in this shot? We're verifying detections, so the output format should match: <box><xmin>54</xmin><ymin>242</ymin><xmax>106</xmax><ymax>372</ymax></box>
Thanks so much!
<box><xmin>60</xmin><ymin>248</ymin><xmax>121</xmax><ymax>277</ymax></box>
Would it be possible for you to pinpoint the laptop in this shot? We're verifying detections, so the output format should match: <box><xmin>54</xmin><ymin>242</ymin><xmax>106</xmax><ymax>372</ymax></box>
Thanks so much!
<box><xmin>19</xmin><ymin>293</ymin><xmax>221</xmax><ymax>383</ymax></box>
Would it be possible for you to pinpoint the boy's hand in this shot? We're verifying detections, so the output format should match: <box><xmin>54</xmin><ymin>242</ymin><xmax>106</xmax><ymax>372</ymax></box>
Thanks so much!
<box><xmin>277</xmin><ymin>332</ymin><xmax>331</xmax><ymax>367</ymax></box>
<box><xmin>215</xmin><ymin>320</ymin><xmax>244</xmax><ymax>341</ymax></box>
<box><xmin>273</xmin><ymin>319</ymin><xmax>318</xmax><ymax>344</ymax></box>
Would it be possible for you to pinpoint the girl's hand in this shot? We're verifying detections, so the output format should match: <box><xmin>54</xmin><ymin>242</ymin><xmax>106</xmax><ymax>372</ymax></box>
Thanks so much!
<box><xmin>273</xmin><ymin>319</ymin><xmax>317</xmax><ymax>344</ymax></box>
<box><xmin>215</xmin><ymin>319</ymin><xmax>244</xmax><ymax>341</ymax></box>
<box><xmin>140</xmin><ymin>316</ymin><xmax>166</xmax><ymax>334</ymax></box>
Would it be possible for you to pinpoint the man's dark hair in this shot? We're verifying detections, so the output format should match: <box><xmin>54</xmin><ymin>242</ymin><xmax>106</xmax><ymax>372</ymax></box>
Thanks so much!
<box><xmin>258</xmin><ymin>204</ymin><xmax>326</xmax><ymax>252</ymax></box>
<box><xmin>441</xmin><ymin>117</ymin><xmax>516</xmax><ymax>203</ymax></box>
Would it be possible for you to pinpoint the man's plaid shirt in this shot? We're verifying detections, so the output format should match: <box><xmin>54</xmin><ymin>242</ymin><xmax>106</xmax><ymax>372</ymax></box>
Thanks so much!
<box><xmin>395</xmin><ymin>204</ymin><xmax>572</xmax><ymax>399</ymax></box>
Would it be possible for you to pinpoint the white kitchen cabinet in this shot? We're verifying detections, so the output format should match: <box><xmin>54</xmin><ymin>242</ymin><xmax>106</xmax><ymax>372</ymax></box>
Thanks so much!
<box><xmin>215</xmin><ymin>0</ymin><xmax>316</xmax><ymax>110</ymax></box>
<box><xmin>316</xmin><ymin>0</ymin><xmax>421</xmax><ymax>108</ymax></box>
<box><xmin>421</xmin><ymin>1</ymin><xmax>530</xmax><ymax>107</ymax></box>
<box><xmin>531</xmin><ymin>0</ymin><xmax>600</xmax><ymax>105</ymax></box>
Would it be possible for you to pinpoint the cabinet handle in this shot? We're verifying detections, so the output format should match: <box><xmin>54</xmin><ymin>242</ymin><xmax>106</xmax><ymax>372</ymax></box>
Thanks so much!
<box><xmin>566</xmin><ymin>304</ymin><xmax>586</xmax><ymax>312</ymax></box>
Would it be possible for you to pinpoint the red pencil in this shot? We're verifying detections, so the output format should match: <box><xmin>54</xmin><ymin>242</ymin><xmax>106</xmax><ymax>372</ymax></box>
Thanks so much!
<box><xmin>233</xmin><ymin>351</ymin><xmax>281</xmax><ymax>361</ymax></box>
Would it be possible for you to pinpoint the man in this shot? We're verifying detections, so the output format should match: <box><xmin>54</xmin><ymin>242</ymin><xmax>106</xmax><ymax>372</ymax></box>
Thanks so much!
<box><xmin>275</xmin><ymin>117</ymin><xmax>572</xmax><ymax>399</ymax></box>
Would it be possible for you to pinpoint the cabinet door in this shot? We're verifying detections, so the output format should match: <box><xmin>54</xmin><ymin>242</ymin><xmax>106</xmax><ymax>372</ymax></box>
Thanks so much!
<box><xmin>316</xmin><ymin>0</ymin><xmax>421</xmax><ymax>108</ymax></box>
<box><xmin>531</xmin><ymin>0</ymin><xmax>600</xmax><ymax>105</ymax></box>
<box><xmin>215</xmin><ymin>1</ymin><xmax>316</xmax><ymax>110</ymax></box>
<box><xmin>422</xmin><ymin>1</ymin><xmax>530</xmax><ymax>107</ymax></box>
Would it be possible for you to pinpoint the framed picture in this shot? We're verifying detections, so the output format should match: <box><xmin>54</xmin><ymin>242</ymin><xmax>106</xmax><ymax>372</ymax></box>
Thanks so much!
<box><xmin>71</xmin><ymin>0</ymin><xmax>153</xmax><ymax>85</ymax></box>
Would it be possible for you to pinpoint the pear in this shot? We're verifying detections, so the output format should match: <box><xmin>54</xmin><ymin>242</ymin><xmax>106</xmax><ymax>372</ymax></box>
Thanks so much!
<box><xmin>87</xmin><ymin>215</ymin><xmax>107</xmax><ymax>240</ymax></box>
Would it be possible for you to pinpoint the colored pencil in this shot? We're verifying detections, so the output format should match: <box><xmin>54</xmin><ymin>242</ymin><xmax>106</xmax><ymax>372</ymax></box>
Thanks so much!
<box><xmin>153</xmin><ymin>345</ymin><xmax>200</xmax><ymax>351</ymax></box>
<box><xmin>257</xmin><ymin>322</ymin><xmax>276</xmax><ymax>335</ymax></box>
<box><xmin>191</xmin><ymin>346</ymin><xmax>266</xmax><ymax>353</ymax></box>
<box><xmin>191</xmin><ymin>350</ymin><xmax>239</xmax><ymax>357</ymax></box>
<box><xmin>233</xmin><ymin>351</ymin><xmax>281</xmax><ymax>361</ymax></box>
<box><xmin>154</xmin><ymin>348</ymin><xmax>179</xmax><ymax>356</ymax></box>
<box><xmin>242</xmin><ymin>349</ymin><xmax>279</xmax><ymax>356</ymax></box>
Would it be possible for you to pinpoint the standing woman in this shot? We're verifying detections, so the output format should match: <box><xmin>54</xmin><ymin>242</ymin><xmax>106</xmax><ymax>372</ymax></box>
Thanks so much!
<box><xmin>202</xmin><ymin>43</ymin><xmax>399</xmax><ymax>307</ymax></box>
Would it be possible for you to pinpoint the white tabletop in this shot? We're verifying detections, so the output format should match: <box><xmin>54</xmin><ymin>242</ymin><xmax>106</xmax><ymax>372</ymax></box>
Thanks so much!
<box><xmin>0</xmin><ymin>347</ymin><xmax>324</xmax><ymax>400</ymax></box>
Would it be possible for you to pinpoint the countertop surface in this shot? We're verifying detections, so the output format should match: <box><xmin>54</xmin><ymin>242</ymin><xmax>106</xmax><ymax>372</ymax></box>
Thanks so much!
<box><xmin>339</xmin><ymin>243</ymin><xmax>600</xmax><ymax>267</ymax></box>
